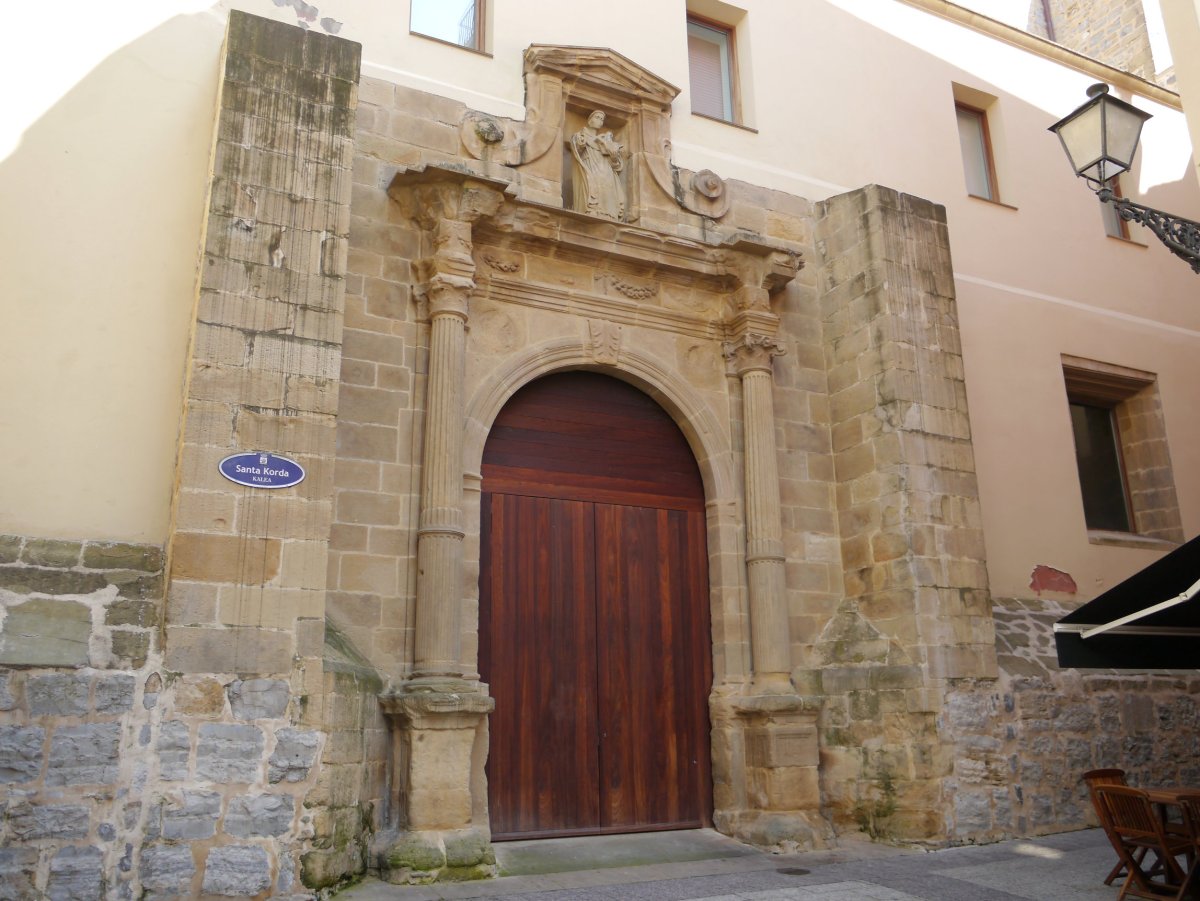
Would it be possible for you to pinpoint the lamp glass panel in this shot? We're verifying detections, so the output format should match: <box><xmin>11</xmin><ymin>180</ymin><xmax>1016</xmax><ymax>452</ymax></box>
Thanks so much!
<box><xmin>1055</xmin><ymin>102</ymin><xmax>1106</xmax><ymax>180</ymax></box>
<box><xmin>1102</xmin><ymin>100</ymin><xmax>1147</xmax><ymax>169</ymax></box>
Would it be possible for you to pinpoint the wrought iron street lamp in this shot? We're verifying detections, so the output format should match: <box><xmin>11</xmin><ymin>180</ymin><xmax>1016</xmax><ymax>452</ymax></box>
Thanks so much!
<box><xmin>1049</xmin><ymin>83</ymin><xmax>1200</xmax><ymax>273</ymax></box>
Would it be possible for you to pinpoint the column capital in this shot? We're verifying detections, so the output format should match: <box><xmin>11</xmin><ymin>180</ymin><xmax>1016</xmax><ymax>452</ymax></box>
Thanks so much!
<box><xmin>427</xmin><ymin>273</ymin><xmax>475</xmax><ymax>320</ymax></box>
<box><xmin>723</xmin><ymin>332</ymin><xmax>786</xmax><ymax>376</ymax></box>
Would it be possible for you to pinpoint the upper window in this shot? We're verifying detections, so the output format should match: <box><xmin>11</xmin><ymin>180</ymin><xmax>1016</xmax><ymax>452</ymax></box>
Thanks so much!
<box><xmin>687</xmin><ymin>16</ymin><xmax>736</xmax><ymax>123</ymax></box>
<box><xmin>410</xmin><ymin>0</ymin><xmax>483</xmax><ymax>51</ymax></box>
<box><xmin>1062</xmin><ymin>357</ymin><xmax>1184</xmax><ymax>544</ymax></box>
<box><xmin>955</xmin><ymin>103</ymin><xmax>998</xmax><ymax>201</ymax></box>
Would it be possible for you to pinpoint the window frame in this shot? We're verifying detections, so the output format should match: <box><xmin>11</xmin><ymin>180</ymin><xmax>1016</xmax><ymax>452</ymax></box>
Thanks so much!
<box><xmin>955</xmin><ymin>102</ymin><xmax>1000</xmax><ymax>202</ymax></box>
<box><xmin>409</xmin><ymin>0</ymin><xmax>487</xmax><ymax>54</ymax></box>
<box><xmin>1061</xmin><ymin>358</ymin><xmax>1184</xmax><ymax>545</ymax></box>
<box><xmin>687</xmin><ymin>13</ymin><xmax>740</xmax><ymax>125</ymax></box>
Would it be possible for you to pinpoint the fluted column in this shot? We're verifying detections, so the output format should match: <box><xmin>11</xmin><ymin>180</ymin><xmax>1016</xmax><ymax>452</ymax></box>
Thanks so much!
<box><xmin>725</xmin><ymin>329</ymin><xmax>792</xmax><ymax>693</ymax></box>
<box><xmin>410</xmin><ymin>215</ymin><xmax>478</xmax><ymax>684</ymax></box>
<box><xmin>413</xmin><ymin>272</ymin><xmax>473</xmax><ymax>680</ymax></box>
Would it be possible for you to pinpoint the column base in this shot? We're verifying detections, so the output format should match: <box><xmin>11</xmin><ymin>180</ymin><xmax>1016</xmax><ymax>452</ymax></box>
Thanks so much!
<box><xmin>378</xmin><ymin>683</ymin><xmax>496</xmax><ymax>883</ymax></box>
<box><xmin>716</xmin><ymin>810</ymin><xmax>833</xmax><ymax>851</ymax></box>
<box><xmin>374</xmin><ymin>826</ymin><xmax>496</xmax><ymax>885</ymax></box>
<box><xmin>725</xmin><ymin>691</ymin><xmax>833</xmax><ymax>849</ymax></box>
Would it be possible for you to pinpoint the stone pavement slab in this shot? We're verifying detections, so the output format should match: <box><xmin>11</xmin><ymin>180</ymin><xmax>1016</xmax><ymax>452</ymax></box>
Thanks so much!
<box><xmin>338</xmin><ymin>828</ymin><xmax>1123</xmax><ymax>901</ymax></box>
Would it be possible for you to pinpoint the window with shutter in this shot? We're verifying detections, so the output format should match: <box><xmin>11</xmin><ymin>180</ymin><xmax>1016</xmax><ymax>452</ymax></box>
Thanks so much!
<box><xmin>956</xmin><ymin>103</ymin><xmax>998</xmax><ymax>201</ymax></box>
<box><xmin>687</xmin><ymin>17</ymin><xmax>735</xmax><ymax>123</ymax></box>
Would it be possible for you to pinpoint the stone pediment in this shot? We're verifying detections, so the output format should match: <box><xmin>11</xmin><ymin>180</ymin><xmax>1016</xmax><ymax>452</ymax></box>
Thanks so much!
<box><xmin>524</xmin><ymin>45</ymin><xmax>679</xmax><ymax>113</ymax></box>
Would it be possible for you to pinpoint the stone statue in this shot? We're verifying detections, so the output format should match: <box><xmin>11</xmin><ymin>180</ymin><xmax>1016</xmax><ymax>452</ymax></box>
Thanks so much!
<box><xmin>570</xmin><ymin>110</ymin><xmax>626</xmax><ymax>220</ymax></box>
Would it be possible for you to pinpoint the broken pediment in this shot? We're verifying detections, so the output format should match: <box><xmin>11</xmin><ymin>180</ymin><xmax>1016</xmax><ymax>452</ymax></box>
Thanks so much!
<box><xmin>524</xmin><ymin>44</ymin><xmax>680</xmax><ymax>113</ymax></box>
<box><xmin>458</xmin><ymin>45</ymin><xmax>733</xmax><ymax>222</ymax></box>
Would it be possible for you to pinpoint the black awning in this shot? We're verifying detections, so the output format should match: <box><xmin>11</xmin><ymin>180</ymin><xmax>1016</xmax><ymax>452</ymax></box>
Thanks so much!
<box><xmin>1053</xmin><ymin>534</ymin><xmax>1200</xmax><ymax>669</ymax></box>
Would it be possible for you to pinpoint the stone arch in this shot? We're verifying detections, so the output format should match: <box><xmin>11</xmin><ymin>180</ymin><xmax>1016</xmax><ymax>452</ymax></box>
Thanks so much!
<box><xmin>460</xmin><ymin>335</ymin><xmax>751</xmax><ymax>686</ymax></box>
<box><xmin>463</xmin><ymin>337</ymin><xmax>737</xmax><ymax>503</ymax></box>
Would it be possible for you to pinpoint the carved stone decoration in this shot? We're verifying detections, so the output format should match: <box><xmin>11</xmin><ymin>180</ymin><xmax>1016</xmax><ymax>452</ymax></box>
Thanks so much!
<box><xmin>642</xmin><ymin>135</ymin><xmax>734</xmax><ymax>220</ymax></box>
<box><xmin>693</xmin><ymin>169</ymin><xmax>725</xmax><ymax>200</ymax></box>
<box><xmin>483</xmin><ymin>255</ymin><xmax>520</xmax><ymax>273</ymax></box>
<box><xmin>611</xmin><ymin>278</ymin><xmax>656</xmax><ymax>300</ymax></box>
<box><xmin>570</xmin><ymin>111</ymin><xmax>626</xmax><ymax>220</ymax></box>
<box><xmin>458</xmin><ymin>77</ymin><xmax>563</xmax><ymax>165</ymax></box>
<box><xmin>468</xmin><ymin>113</ymin><xmax>505</xmax><ymax>146</ymax></box>
<box><xmin>723</xmin><ymin>333</ymin><xmax>786</xmax><ymax>375</ymax></box>
<box><xmin>587</xmin><ymin>318</ymin><xmax>623</xmax><ymax>364</ymax></box>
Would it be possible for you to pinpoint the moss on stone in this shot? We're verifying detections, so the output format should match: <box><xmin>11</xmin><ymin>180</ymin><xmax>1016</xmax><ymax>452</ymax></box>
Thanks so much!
<box><xmin>440</xmin><ymin>863</ymin><xmax>497</xmax><ymax>882</ymax></box>
<box><xmin>22</xmin><ymin>539</ymin><xmax>82</xmax><ymax>568</ymax></box>
<box><xmin>0</xmin><ymin>535</ymin><xmax>22</xmax><ymax>564</ymax></box>
<box><xmin>384</xmin><ymin>834</ymin><xmax>445</xmax><ymax>874</ymax></box>
<box><xmin>443</xmin><ymin>827</ymin><xmax>493</xmax><ymax>868</ymax></box>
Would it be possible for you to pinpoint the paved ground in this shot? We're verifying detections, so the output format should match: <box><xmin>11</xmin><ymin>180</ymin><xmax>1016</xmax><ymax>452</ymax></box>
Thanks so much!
<box><xmin>338</xmin><ymin>827</ymin><xmax>1124</xmax><ymax>900</ymax></box>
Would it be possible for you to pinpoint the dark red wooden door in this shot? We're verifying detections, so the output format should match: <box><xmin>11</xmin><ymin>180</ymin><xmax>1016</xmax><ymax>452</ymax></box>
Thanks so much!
<box><xmin>479</xmin><ymin>372</ymin><xmax>713</xmax><ymax>840</ymax></box>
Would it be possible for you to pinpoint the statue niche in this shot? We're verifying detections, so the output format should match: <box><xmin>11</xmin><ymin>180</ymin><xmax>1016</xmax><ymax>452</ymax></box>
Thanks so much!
<box><xmin>569</xmin><ymin>110</ymin><xmax>626</xmax><ymax>220</ymax></box>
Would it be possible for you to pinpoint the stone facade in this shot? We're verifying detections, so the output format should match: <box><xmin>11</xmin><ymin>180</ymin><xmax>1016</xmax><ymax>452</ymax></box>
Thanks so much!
<box><xmin>2</xmin><ymin>8</ymin><xmax>1197</xmax><ymax>898</ymax></box>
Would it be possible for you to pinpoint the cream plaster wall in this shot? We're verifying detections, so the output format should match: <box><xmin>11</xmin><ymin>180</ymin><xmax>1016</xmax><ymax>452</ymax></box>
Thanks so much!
<box><xmin>4</xmin><ymin>0</ymin><xmax>1197</xmax><ymax>603</ymax></box>
<box><xmin>1162</xmin><ymin>0</ymin><xmax>1200</xmax><ymax>184</ymax></box>
<box><xmin>0</xmin><ymin>4</ymin><xmax>227</xmax><ymax>542</ymax></box>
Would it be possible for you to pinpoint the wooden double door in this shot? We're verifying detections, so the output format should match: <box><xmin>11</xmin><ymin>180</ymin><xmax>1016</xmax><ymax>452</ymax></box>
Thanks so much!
<box><xmin>479</xmin><ymin>372</ymin><xmax>713</xmax><ymax>840</ymax></box>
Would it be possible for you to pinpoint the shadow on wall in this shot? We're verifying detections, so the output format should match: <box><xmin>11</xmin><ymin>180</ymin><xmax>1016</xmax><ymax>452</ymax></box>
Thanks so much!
<box><xmin>0</xmin><ymin>11</ymin><xmax>224</xmax><ymax>543</ymax></box>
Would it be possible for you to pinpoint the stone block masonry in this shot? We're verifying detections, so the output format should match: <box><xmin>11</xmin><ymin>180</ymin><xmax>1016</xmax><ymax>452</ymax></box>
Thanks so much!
<box><xmin>814</xmin><ymin>185</ymin><xmax>996</xmax><ymax>841</ymax></box>
<box><xmin>165</xmin><ymin>8</ymin><xmax>359</xmax><ymax>681</ymax></box>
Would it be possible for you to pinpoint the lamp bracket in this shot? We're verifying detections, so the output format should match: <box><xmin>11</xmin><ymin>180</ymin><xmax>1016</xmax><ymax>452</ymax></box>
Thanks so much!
<box><xmin>1098</xmin><ymin>187</ymin><xmax>1200</xmax><ymax>274</ymax></box>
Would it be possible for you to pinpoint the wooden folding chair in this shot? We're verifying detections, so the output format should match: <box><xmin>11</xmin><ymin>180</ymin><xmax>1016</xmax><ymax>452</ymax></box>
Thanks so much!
<box><xmin>1083</xmin><ymin>768</ymin><xmax>1132</xmax><ymax>885</ymax></box>
<box><xmin>1170</xmin><ymin>793</ymin><xmax>1200</xmax><ymax>901</ymax></box>
<box><xmin>1094</xmin><ymin>784</ymin><xmax>1193</xmax><ymax>901</ymax></box>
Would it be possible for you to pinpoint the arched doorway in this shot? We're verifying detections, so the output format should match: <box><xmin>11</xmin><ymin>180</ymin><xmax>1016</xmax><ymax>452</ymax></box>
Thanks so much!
<box><xmin>479</xmin><ymin>371</ymin><xmax>714</xmax><ymax>840</ymax></box>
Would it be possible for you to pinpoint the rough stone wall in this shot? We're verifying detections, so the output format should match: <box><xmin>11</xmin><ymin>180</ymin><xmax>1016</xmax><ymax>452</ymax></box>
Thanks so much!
<box><xmin>0</xmin><ymin>535</ymin><xmax>348</xmax><ymax>898</ymax></box>
<box><xmin>945</xmin><ymin>596</ymin><xmax>1200</xmax><ymax>840</ymax></box>
<box><xmin>812</xmin><ymin>185</ymin><xmax>997</xmax><ymax>842</ymax></box>
<box><xmin>0</xmin><ymin>537</ymin><xmax>163</xmax><ymax>899</ymax></box>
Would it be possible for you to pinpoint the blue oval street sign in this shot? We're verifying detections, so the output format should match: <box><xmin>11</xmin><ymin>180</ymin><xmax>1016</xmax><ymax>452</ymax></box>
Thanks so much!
<box><xmin>218</xmin><ymin>452</ymin><xmax>306</xmax><ymax>489</ymax></box>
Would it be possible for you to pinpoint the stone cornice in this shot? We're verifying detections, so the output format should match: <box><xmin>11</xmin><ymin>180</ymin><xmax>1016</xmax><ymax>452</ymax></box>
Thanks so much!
<box><xmin>897</xmin><ymin>0</ymin><xmax>1182</xmax><ymax>109</ymax></box>
<box><xmin>390</xmin><ymin>165</ymin><xmax>803</xmax><ymax>294</ymax></box>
